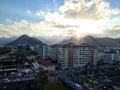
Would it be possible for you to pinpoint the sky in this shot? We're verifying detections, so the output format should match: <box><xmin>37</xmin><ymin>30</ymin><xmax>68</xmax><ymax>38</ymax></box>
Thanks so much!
<box><xmin>0</xmin><ymin>0</ymin><xmax>120</xmax><ymax>42</ymax></box>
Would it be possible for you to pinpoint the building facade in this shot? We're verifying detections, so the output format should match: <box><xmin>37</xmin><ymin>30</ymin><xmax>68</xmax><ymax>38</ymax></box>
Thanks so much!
<box><xmin>37</xmin><ymin>58</ymin><xmax>55</xmax><ymax>71</ymax></box>
<box><xmin>48</xmin><ymin>44</ymin><xmax>61</xmax><ymax>61</ymax></box>
<box><xmin>17</xmin><ymin>44</ymin><xmax>30</xmax><ymax>53</ymax></box>
<box><xmin>103</xmin><ymin>51</ymin><xmax>120</xmax><ymax>64</ymax></box>
<box><xmin>58</xmin><ymin>43</ymin><xmax>98</xmax><ymax>69</ymax></box>
<box><xmin>35</xmin><ymin>45</ymin><xmax>48</xmax><ymax>59</ymax></box>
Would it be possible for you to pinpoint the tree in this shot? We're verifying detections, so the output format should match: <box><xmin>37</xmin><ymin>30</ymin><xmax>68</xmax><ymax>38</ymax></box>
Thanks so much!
<box><xmin>45</xmin><ymin>80</ymin><xmax>62</xmax><ymax>90</ymax></box>
<box><xmin>36</xmin><ymin>71</ymin><xmax>48</xmax><ymax>89</ymax></box>
<box><xmin>0</xmin><ymin>47</ymin><xmax>12</xmax><ymax>55</ymax></box>
<box><xmin>97</xmin><ymin>59</ymin><xmax>104</xmax><ymax>66</ymax></box>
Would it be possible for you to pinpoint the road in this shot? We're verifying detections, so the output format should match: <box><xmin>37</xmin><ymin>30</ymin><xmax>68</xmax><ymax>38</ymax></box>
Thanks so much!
<box><xmin>57</xmin><ymin>70</ymin><xmax>83</xmax><ymax>90</ymax></box>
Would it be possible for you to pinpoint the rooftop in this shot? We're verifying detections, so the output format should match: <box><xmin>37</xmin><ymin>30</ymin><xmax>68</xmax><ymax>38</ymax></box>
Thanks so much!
<box><xmin>37</xmin><ymin>58</ymin><xmax>54</xmax><ymax>66</ymax></box>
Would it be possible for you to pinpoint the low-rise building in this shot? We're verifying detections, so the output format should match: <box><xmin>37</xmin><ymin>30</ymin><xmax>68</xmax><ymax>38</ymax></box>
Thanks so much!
<box><xmin>37</xmin><ymin>58</ymin><xmax>55</xmax><ymax>71</ymax></box>
<box><xmin>48</xmin><ymin>72</ymin><xmax>57</xmax><ymax>81</ymax></box>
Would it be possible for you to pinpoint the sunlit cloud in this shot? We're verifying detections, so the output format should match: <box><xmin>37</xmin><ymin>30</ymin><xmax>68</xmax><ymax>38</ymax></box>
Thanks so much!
<box><xmin>105</xmin><ymin>25</ymin><xmax>120</xmax><ymax>31</ymax></box>
<box><xmin>35</xmin><ymin>0</ymin><xmax>120</xmax><ymax>38</ymax></box>
<box><xmin>60</xmin><ymin>0</ymin><xmax>120</xmax><ymax>20</ymax></box>
<box><xmin>0</xmin><ymin>24</ymin><xmax>19</xmax><ymax>37</ymax></box>
<box><xmin>0</xmin><ymin>0</ymin><xmax>120</xmax><ymax>42</ymax></box>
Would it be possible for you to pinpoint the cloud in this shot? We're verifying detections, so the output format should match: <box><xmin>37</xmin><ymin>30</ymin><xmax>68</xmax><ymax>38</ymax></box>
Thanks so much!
<box><xmin>36</xmin><ymin>0</ymin><xmax>120</xmax><ymax>30</ymax></box>
<box><xmin>45</xmin><ymin>21</ymin><xmax>78</xmax><ymax>29</ymax></box>
<box><xmin>26</xmin><ymin>10</ymin><xmax>32</xmax><ymax>15</ymax></box>
<box><xmin>0</xmin><ymin>20</ymin><xmax>44</xmax><ymax>38</ymax></box>
<box><xmin>60</xmin><ymin>0</ymin><xmax>120</xmax><ymax>20</ymax></box>
<box><xmin>37</xmin><ymin>0</ymin><xmax>120</xmax><ymax>21</ymax></box>
<box><xmin>8</xmin><ymin>20</ymin><xmax>77</xmax><ymax>42</ymax></box>
<box><xmin>63</xmin><ymin>29</ymin><xmax>76</xmax><ymax>35</ymax></box>
<box><xmin>11</xmin><ymin>19</ymin><xmax>78</xmax><ymax>36</ymax></box>
<box><xmin>98</xmin><ymin>24</ymin><xmax>120</xmax><ymax>38</ymax></box>
<box><xmin>6</xmin><ymin>18</ymin><xmax>13</xmax><ymax>23</ymax></box>
<box><xmin>105</xmin><ymin>25</ymin><xmax>120</xmax><ymax>30</ymax></box>
<box><xmin>1</xmin><ymin>0</ymin><xmax>120</xmax><ymax>41</ymax></box>
<box><xmin>12</xmin><ymin>20</ymin><xmax>29</xmax><ymax>29</ymax></box>
<box><xmin>0</xmin><ymin>24</ymin><xmax>19</xmax><ymax>37</ymax></box>
<box><xmin>36</xmin><ymin>0</ymin><xmax>120</xmax><ymax>39</ymax></box>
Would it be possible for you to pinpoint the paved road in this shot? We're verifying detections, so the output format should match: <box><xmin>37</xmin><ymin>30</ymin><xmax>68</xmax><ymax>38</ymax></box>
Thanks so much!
<box><xmin>57</xmin><ymin>71</ymin><xmax>83</xmax><ymax>90</ymax></box>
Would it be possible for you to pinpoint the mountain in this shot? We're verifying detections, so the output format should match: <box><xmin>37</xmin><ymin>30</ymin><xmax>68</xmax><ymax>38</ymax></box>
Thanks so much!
<box><xmin>37</xmin><ymin>37</ymin><xmax>53</xmax><ymax>45</ymax></box>
<box><xmin>96</xmin><ymin>38</ymin><xmax>120</xmax><ymax>47</ymax></box>
<box><xmin>4</xmin><ymin>34</ymin><xmax>120</xmax><ymax>47</ymax></box>
<box><xmin>60</xmin><ymin>37</ymin><xmax>78</xmax><ymax>45</ymax></box>
<box><xmin>60</xmin><ymin>35</ymin><xmax>120</xmax><ymax>47</ymax></box>
<box><xmin>60</xmin><ymin>35</ymin><xmax>104</xmax><ymax>47</ymax></box>
<box><xmin>6</xmin><ymin>34</ymin><xmax>46</xmax><ymax>46</ymax></box>
<box><xmin>78</xmin><ymin>35</ymin><xmax>104</xmax><ymax>47</ymax></box>
<box><xmin>0</xmin><ymin>37</ymin><xmax>17</xmax><ymax>46</ymax></box>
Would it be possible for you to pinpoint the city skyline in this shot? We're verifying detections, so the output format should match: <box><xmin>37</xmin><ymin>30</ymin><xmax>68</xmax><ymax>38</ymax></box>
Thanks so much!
<box><xmin>0</xmin><ymin>0</ymin><xmax>120</xmax><ymax>41</ymax></box>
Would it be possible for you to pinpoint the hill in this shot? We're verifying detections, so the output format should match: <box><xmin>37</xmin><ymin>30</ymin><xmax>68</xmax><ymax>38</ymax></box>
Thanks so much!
<box><xmin>60</xmin><ymin>35</ymin><xmax>120</xmax><ymax>47</ymax></box>
<box><xmin>6</xmin><ymin>34</ymin><xmax>46</xmax><ymax>46</ymax></box>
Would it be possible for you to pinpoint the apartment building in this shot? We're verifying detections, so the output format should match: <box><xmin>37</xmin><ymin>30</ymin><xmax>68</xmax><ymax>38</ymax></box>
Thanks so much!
<box><xmin>48</xmin><ymin>44</ymin><xmax>61</xmax><ymax>61</ymax></box>
<box><xmin>58</xmin><ymin>43</ymin><xmax>98</xmax><ymax>69</ymax></box>
<box><xmin>17</xmin><ymin>44</ymin><xmax>30</xmax><ymax>53</ymax></box>
<box><xmin>103</xmin><ymin>50</ymin><xmax>120</xmax><ymax>64</ymax></box>
<box><xmin>35</xmin><ymin>45</ymin><xmax>48</xmax><ymax>59</ymax></box>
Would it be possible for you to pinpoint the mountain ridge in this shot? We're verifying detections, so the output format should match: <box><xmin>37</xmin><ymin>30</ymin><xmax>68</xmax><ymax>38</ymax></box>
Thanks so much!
<box><xmin>2</xmin><ymin>34</ymin><xmax>120</xmax><ymax>47</ymax></box>
<box><xmin>60</xmin><ymin>35</ymin><xmax>120</xmax><ymax>47</ymax></box>
<box><xmin>6</xmin><ymin>34</ymin><xmax>46</xmax><ymax>46</ymax></box>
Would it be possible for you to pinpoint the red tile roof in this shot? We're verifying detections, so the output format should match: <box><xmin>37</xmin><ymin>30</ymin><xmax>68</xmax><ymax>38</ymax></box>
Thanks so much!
<box><xmin>37</xmin><ymin>58</ymin><xmax>54</xmax><ymax>66</ymax></box>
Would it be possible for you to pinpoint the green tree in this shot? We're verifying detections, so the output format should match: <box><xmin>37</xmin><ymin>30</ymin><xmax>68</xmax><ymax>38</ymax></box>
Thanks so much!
<box><xmin>0</xmin><ymin>47</ymin><xmax>12</xmax><ymax>55</ymax></box>
<box><xmin>36</xmin><ymin>71</ymin><xmax>48</xmax><ymax>89</ymax></box>
<box><xmin>97</xmin><ymin>59</ymin><xmax>104</xmax><ymax>66</ymax></box>
<box><xmin>45</xmin><ymin>80</ymin><xmax>62</xmax><ymax>90</ymax></box>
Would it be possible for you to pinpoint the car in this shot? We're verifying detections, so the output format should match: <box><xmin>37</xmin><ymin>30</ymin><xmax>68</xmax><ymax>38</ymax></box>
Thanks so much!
<box><xmin>75</xmin><ymin>83</ymin><xmax>82</xmax><ymax>89</ymax></box>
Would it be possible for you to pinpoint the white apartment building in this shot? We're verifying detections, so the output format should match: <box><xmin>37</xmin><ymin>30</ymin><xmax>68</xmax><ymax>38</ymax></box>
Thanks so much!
<box><xmin>58</xmin><ymin>43</ymin><xmax>98</xmax><ymax>69</ymax></box>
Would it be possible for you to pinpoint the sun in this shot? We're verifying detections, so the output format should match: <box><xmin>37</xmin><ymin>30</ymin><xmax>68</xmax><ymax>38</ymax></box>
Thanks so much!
<box><xmin>54</xmin><ymin>16</ymin><xmax>103</xmax><ymax>37</ymax></box>
<box><xmin>74</xmin><ymin>20</ymin><xmax>102</xmax><ymax>37</ymax></box>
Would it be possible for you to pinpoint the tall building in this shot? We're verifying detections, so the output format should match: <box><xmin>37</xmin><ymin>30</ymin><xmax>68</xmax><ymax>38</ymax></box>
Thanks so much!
<box><xmin>48</xmin><ymin>44</ymin><xmax>61</xmax><ymax>61</ymax></box>
<box><xmin>35</xmin><ymin>45</ymin><xmax>48</xmax><ymax>59</ymax></box>
<box><xmin>58</xmin><ymin>43</ymin><xmax>98</xmax><ymax>69</ymax></box>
